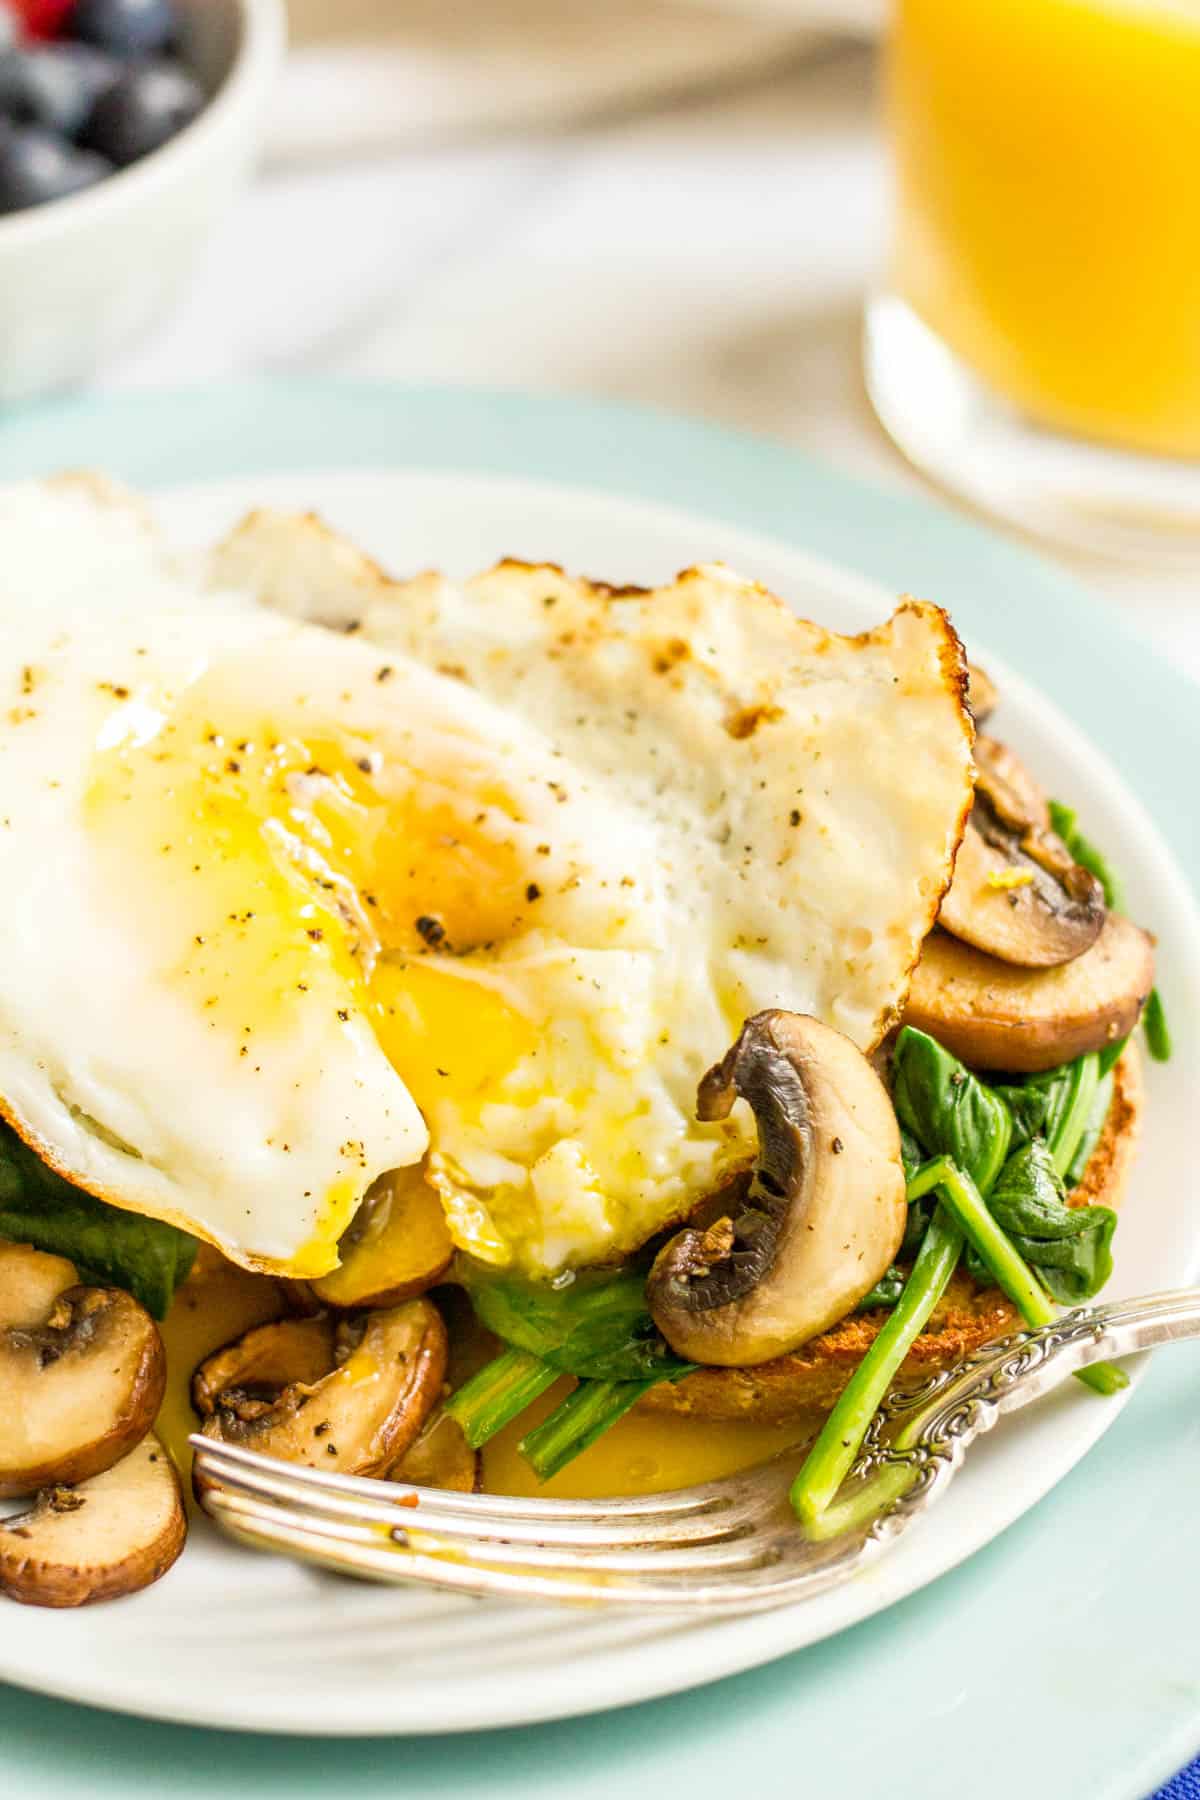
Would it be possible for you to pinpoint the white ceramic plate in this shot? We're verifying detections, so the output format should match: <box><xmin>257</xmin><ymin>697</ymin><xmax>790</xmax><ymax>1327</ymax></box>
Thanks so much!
<box><xmin>3</xmin><ymin>466</ymin><xmax>1197</xmax><ymax>1737</ymax></box>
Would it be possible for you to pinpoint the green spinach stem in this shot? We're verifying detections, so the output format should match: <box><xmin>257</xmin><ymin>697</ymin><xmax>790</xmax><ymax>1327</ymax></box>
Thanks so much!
<box><xmin>445</xmin><ymin>1347</ymin><xmax>558</xmax><ymax>1449</ymax></box>
<box><xmin>794</xmin><ymin>1139</ymin><xmax>1131</xmax><ymax>1536</ymax></box>
<box><xmin>790</xmin><ymin>1207</ymin><xmax>964</xmax><ymax>1531</ymax></box>
<box><xmin>1046</xmin><ymin>1054</ymin><xmax>1100</xmax><ymax>1179</ymax></box>
<box><xmin>926</xmin><ymin>1156</ymin><xmax>1128</xmax><ymax>1397</ymax></box>
<box><xmin>519</xmin><ymin>1376</ymin><xmax>660</xmax><ymax>1480</ymax></box>
<box><xmin>1143</xmin><ymin>988</ymin><xmax>1172</xmax><ymax>1063</ymax></box>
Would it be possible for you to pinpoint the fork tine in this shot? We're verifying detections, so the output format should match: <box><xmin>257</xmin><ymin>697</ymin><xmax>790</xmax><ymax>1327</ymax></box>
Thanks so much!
<box><xmin>189</xmin><ymin>1432</ymin><xmax>734</xmax><ymax>1519</ymax></box>
<box><xmin>205</xmin><ymin>1485</ymin><xmax>776</xmax><ymax>1577</ymax></box>
<box><xmin>201</xmin><ymin>1485</ymin><xmax>860</xmax><ymax>1612</ymax></box>
<box><xmin>196</xmin><ymin>1452</ymin><xmax>770</xmax><ymax>1550</ymax></box>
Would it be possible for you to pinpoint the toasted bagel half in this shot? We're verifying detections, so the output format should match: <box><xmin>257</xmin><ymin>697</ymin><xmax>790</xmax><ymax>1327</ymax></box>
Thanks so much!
<box><xmin>642</xmin><ymin>1044</ymin><xmax>1142</xmax><ymax>1424</ymax></box>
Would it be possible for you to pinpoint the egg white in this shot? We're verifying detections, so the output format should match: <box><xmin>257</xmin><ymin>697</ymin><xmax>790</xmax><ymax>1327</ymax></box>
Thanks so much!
<box><xmin>218</xmin><ymin>512</ymin><xmax>977</xmax><ymax>1050</ymax></box>
<box><xmin>0</xmin><ymin>484</ymin><xmax>974</xmax><ymax>1279</ymax></box>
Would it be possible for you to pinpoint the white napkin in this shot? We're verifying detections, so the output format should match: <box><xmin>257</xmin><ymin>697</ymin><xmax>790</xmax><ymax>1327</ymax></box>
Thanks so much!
<box><xmin>271</xmin><ymin>0</ymin><xmax>879</xmax><ymax>160</ymax></box>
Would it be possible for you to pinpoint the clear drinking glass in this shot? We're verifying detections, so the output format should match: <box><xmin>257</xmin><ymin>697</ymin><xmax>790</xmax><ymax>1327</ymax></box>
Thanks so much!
<box><xmin>866</xmin><ymin>0</ymin><xmax>1200</xmax><ymax>559</ymax></box>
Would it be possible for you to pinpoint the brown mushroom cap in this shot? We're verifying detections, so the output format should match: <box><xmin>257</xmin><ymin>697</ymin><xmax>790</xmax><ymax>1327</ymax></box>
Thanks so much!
<box><xmin>194</xmin><ymin>1298</ymin><xmax>447</xmax><ymax>1477</ymax></box>
<box><xmin>646</xmin><ymin>1011</ymin><xmax>906</xmax><ymax>1368</ymax></box>
<box><xmin>973</xmin><ymin>735</ymin><xmax>1047</xmax><ymax>822</ymax></box>
<box><xmin>191</xmin><ymin>1314</ymin><xmax>336</xmax><ymax>1417</ymax></box>
<box><xmin>0</xmin><ymin>1433</ymin><xmax>186</xmax><ymax>1608</ymax></box>
<box><xmin>904</xmin><ymin>917</ymin><xmax>1155</xmax><ymax>1072</ymax></box>
<box><xmin>0</xmin><ymin>1244</ymin><xmax>166</xmax><ymax>1499</ymax></box>
<box><xmin>939</xmin><ymin>737</ymin><xmax>1106</xmax><ymax>968</ymax></box>
<box><xmin>310</xmin><ymin>1169</ymin><xmax>454</xmax><ymax>1311</ymax></box>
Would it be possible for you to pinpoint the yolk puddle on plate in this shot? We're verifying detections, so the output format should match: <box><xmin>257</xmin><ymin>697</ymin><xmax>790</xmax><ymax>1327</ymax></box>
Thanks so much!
<box><xmin>158</xmin><ymin>1254</ymin><xmax>815</xmax><ymax>1502</ymax></box>
<box><xmin>480</xmin><ymin>1382</ymin><xmax>814</xmax><ymax>1501</ymax></box>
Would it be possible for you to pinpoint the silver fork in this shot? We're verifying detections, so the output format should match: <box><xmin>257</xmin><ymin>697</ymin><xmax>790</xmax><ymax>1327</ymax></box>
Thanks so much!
<box><xmin>191</xmin><ymin>1287</ymin><xmax>1200</xmax><ymax>1613</ymax></box>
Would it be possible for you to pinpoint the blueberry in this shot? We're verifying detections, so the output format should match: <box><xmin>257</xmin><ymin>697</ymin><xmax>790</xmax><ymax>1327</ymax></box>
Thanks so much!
<box><xmin>80</xmin><ymin>56</ymin><xmax>201</xmax><ymax>165</ymax></box>
<box><xmin>67</xmin><ymin>0</ymin><xmax>177</xmax><ymax>58</ymax></box>
<box><xmin>0</xmin><ymin>45</ymin><xmax>119</xmax><ymax>139</ymax></box>
<box><xmin>0</xmin><ymin>120</ymin><xmax>111</xmax><ymax>212</ymax></box>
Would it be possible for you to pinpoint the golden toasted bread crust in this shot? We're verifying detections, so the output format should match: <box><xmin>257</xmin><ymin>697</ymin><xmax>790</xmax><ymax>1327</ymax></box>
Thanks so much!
<box><xmin>642</xmin><ymin>1044</ymin><xmax>1143</xmax><ymax>1423</ymax></box>
<box><xmin>1071</xmin><ymin>1036</ymin><xmax>1142</xmax><ymax>1212</ymax></box>
<box><xmin>643</xmin><ymin>1268</ymin><xmax>1018</xmax><ymax>1422</ymax></box>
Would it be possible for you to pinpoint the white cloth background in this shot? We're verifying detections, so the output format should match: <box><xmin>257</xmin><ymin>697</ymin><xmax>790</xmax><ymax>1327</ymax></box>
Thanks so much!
<box><xmin>273</xmin><ymin>0</ymin><xmax>880</xmax><ymax>152</ymax></box>
<box><xmin>103</xmin><ymin>16</ymin><xmax>1197</xmax><ymax>669</ymax></box>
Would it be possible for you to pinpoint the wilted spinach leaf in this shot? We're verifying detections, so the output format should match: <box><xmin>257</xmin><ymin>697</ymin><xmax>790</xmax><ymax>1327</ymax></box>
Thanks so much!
<box><xmin>990</xmin><ymin>1053</ymin><xmax>1102</xmax><ymax>1177</ymax></box>
<box><xmin>1048</xmin><ymin>800</ymin><xmax>1127</xmax><ymax>912</ymax></box>
<box><xmin>457</xmin><ymin>1260</ymin><xmax>690</xmax><ymax>1382</ymax></box>
<box><xmin>892</xmin><ymin>1027</ymin><xmax>1012</xmax><ymax>1194</ymax></box>
<box><xmin>984</xmin><ymin>1137</ymin><xmax>1117</xmax><ymax>1303</ymax></box>
<box><xmin>899</xmin><ymin>1126</ymin><xmax>924</xmax><ymax>1184</ymax></box>
<box><xmin>0</xmin><ymin>1122</ymin><xmax>195</xmax><ymax>1318</ymax></box>
<box><xmin>989</xmin><ymin>1082</ymin><xmax>1051</xmax><ymax>1150</ymax></box>
<box><xmin>857</xmin><ymin>1266</ymin><xmax>907</xmax><ymax>1311</ymax></box>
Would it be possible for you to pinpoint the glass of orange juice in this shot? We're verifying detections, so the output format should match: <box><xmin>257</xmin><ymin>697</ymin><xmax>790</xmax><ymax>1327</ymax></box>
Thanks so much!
<box><xmin>866</xmin><ymin>0</ymin><xmax>1200</xmax><ymax>557</ymax></box>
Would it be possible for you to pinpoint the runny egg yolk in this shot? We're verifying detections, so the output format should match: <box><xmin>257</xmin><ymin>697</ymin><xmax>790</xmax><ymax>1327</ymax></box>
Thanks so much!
<box><xmin>82</xmin><ymin>692</ymin><xmax>543</xmax><ymax>1267</ymax></box>
<box><xmin>368</xmin><ymin>959</ymin><xmax>536</xmax><ymax>1119</ymax></box>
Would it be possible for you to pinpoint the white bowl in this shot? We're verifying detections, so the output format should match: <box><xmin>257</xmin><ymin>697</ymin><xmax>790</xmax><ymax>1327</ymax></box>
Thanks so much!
<box><xmin>0</xmin><ymin>0</ymin><xmax>286</xmax><ymax>405</ymax></box>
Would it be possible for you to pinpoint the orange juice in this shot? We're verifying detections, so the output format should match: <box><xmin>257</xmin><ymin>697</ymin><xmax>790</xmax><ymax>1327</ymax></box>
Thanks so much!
<box><xmin>891</xmin><ymin>0</ymin><xmax>1200</xmax><ymax>458</ymax></box>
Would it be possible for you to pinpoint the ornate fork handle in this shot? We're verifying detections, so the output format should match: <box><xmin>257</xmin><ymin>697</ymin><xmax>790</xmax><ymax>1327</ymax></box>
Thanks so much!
<box><xmin>858</xmin><ymin>1287</ymin><xmax>1200</xmax><ymax>1543</ymax></box>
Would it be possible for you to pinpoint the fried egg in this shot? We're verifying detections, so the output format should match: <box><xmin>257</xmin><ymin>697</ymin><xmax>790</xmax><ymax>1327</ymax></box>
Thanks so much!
<box><xmin>0</xmin><ymin>485</ymin><xmax>973</xmax><ymax>1278</ymax></box>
